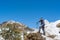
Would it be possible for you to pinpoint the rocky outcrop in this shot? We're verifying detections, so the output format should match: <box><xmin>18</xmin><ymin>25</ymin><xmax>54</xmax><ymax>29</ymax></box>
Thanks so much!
<box><xmin>0</xmin><ymin>20</ymin><xmax>34</xmax><ymax>40</ymax></box>
<box><xmin>56</xmin><ymin>23</ymin><xmax>60</xmax><ymax>28</ymax></box>
<box><xmin>0</xmin><ymin>20</ymin><xmax>34</xmax><ymax>32</ymax></box>
<box><xmin>25</xmin><ymin>32</ymin><xmax>45</xmax><ymax>40</ymax></box>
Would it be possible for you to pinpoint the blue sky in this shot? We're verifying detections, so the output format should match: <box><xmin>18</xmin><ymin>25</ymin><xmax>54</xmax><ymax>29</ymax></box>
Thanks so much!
<box><xmin>0</xmin><ymin>0</ymin><xmax>60</xmax><ymax>28</ymax></box>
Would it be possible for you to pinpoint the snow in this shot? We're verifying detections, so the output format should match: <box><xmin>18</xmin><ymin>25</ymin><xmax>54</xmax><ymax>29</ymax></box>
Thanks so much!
<box><xmin>44</xmin><ymin>20</ymin><xmax>60</xmax><ymax>40</ymax></box>
<box><xmin>31</xmin><ymin>29</ymin><xmax>38</xmax><ymax>33</ymax></box>
<box><xmin>0</xmin><ymin>35</ymin><xmax>4</xmax><ymax>40</ymax></box>
<box><xmin>44</xmin><ymin>19</ymin><xmax>50</xmax><ymax>25</ymax></box>
<box><xmin>7</xmin><ymin>20</ymin><xmax>16</xmax><ymax>24</ymax></box>
<box><xmin>21</xmin><ymin>33</ymin><xmax>24</xmax><ymax>40</ymax></box>
<box><xmin>7</xmin><ymin>20</ymin><xmax>23</xmax><ymax>25</ymax></box>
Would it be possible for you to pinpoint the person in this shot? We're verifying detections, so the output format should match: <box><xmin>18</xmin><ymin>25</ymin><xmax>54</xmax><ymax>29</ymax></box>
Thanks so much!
<box><xmin>38</xmin><ymin>18</ymin><xmax>45</xmax><ymax>35</ymax></box>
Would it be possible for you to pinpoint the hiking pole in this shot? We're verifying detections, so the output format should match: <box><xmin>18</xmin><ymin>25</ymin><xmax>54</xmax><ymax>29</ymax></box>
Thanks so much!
<box><xmin>36</xmin><ymin>22</ymin><xmax>39</xmax><ymax>29</ymax></box>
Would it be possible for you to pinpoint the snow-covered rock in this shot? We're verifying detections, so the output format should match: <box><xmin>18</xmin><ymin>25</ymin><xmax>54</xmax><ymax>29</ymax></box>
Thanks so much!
<box><xmin>44</xmin><ymin>20</ymin><xmax>50</xmax><ymax>25</ymax></box>
<box><xmin>43</xmin><ymin>20</ymin><xmax>60</xmax><ymax>40</ymax></box>
<box><xmin>0</xmin><ymin>35</ymin><xmax>4</xmax><ymax>40</ymax></box>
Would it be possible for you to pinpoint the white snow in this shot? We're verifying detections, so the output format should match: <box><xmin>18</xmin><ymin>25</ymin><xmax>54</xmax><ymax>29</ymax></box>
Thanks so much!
<box><xmin>44</xmin><ymin>20</ymin><xmax>60</xmax><ymax>40</ymax></box>
<box><xmin>0</xmin><ymin>35</ymin><xmax>4</xmax><ymax>40</ymax></box>
<box><xmin>7</xmin><ymin>20</ymin><xmax>23</xmax><ymax>26</ymax></box>
<box><xmin>21</xmin><ymin>33</ymin><xmax>24</xmax><ymax>40</ymax></box>
<box><xmin>7</xmin><ymin>20</ymin><xmax>16</xmax><ymax>24</ymax></box>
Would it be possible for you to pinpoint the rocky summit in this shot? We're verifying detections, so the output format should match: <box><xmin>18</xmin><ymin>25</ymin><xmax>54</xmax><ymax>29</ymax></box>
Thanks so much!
<box><xmin>0</xmin><ymin>20</ymin><xmax>60</xmax><ymax>40</ymax></box>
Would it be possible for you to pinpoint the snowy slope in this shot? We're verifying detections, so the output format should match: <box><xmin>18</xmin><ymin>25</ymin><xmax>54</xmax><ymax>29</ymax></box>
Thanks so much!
<box><xmin>44</xmin><ymin>20</ymin><xmax>60</xmax><ymax>40</ymax></box>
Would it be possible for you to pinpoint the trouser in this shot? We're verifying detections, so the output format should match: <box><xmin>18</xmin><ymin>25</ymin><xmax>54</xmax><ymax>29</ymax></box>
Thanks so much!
<box><xmin>39</xmin><ymin>25</ymin><xmax>45</xmax><ymax>35</ymax></box>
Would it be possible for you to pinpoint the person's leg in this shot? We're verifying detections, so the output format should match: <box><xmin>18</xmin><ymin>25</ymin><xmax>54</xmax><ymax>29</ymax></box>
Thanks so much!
<box><xmin>39</xmin><ymin>26</ymin><xmax>42</xmax><ymax>33</ymax></box>
<box><xmin>42</xmin><ymin>26</ymin><xmax>45</xmax><ymax>35</ymax></box>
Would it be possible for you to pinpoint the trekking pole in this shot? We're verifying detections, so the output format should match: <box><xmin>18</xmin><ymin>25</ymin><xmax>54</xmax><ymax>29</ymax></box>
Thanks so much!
<box><xmin>36</xmin><ymin>22</ymin><xmax>39</xmax><ymax>29</ymax></box>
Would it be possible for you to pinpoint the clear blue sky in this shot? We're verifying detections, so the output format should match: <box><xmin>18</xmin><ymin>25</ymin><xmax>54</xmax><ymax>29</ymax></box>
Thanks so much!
<box><xmin>0</xmin><ymin>0</ymin><xmax>60</xmax><ymax>28</ymax></box>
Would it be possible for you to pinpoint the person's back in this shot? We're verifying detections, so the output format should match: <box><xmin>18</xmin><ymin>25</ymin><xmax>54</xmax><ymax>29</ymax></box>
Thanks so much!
<box><xmin>40</xmin><ymin>19</ymin><xmax>45</xmax><ymax>26</ymax></box>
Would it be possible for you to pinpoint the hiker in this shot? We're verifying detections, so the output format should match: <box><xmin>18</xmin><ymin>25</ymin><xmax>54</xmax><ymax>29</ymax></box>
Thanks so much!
<box><xmin>38</xmin><ymin>18</ymin><xmax>45</xmax><ymax>35</ymax></box>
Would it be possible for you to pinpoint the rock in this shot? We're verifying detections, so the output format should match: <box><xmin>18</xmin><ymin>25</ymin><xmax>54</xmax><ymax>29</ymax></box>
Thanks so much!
<box><xmin>56</xmin><ymin>23</ymin><xmax>60</xmax><ymax>28</ymax></box>
<box><xmin>25</xmin><ymin>32</ymin><xmax>45</xmax><ymax>40</ymax></box>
